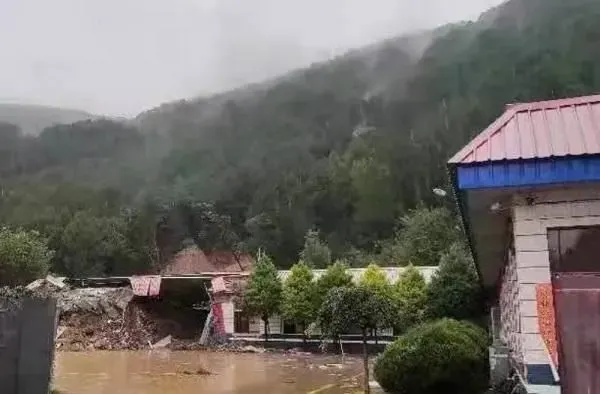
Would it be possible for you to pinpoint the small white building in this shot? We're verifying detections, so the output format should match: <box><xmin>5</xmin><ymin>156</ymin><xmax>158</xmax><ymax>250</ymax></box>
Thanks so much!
<box><xmin>449</xmin><ymin>94</ymin><xmax>600</xmax><ymax>393</ymax></box>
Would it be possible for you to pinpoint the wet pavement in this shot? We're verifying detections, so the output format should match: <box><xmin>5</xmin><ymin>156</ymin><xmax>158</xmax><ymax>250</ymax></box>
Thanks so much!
<box><xmin>53</xmin><ymin>351</ymin><xmax>364</xmax><ymax>394</ymax></box>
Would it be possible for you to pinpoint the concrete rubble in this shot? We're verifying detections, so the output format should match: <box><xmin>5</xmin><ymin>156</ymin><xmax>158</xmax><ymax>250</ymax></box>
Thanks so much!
<box><xmin>55</xmin><ymin>287</ymin><xmax>145</xmax><ymax>351</ymax></box>
<box><xmin>40</xmin><ymin>279</ymin><xmax>247</xmax><ymax>352</ymax></box>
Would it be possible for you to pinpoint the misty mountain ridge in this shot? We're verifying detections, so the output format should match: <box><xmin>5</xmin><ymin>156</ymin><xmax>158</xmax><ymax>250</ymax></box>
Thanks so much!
<box><xmin>135</xmin><ymin>27</ymin><xmax>444</xmax><ymax>134</ymax></box>
<box><xmin>0</xmin><ymin>103</ymin><xmax>95</xmax><ymax>136</ymax></box>
<box><xmin>1</xmin><ymin>0</ymin><xmax>600</xmax><ymax>269</ymax></box>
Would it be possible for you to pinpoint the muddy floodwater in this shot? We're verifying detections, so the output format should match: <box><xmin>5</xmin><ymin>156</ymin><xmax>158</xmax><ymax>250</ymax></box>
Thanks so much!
<box><xmin>54</xmin><ymin>351</ymin><xmax>364</xmax><ymax>394</ymax></box>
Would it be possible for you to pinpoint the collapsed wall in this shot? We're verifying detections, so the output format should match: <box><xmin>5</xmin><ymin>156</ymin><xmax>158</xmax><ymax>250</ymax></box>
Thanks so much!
<box><xmin>56</xmin><ymin>287</ymin><xmax>208</xmax><ymax>351</ymax></box>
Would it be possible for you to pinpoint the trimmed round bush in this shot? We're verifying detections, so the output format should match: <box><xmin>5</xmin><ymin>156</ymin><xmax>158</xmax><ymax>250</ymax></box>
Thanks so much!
<box><xmin>374</xmin><ymin>318</ymin><xmax>489</xmax><ymax>394</ymax></box>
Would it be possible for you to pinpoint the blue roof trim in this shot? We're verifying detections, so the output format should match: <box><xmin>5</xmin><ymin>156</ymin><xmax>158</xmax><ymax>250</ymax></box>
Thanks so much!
<box><xmin>457</xmin><ymin>156</ymin><xmax>600</xmax><ymax>190</ymax></box>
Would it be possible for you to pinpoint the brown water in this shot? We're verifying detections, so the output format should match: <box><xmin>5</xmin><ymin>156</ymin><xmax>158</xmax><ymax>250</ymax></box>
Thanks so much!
<box><xmin>53</xmin><ymin>351</ymin><xmax>364</xmax><ymax>394</ymax></box>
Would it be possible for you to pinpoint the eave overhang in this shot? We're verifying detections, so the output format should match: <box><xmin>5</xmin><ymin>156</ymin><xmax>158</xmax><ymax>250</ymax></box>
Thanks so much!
<box><xmin>449</xmin><ymin>154</ymin><xmax>600</xmax><ymax>290</ymax></box>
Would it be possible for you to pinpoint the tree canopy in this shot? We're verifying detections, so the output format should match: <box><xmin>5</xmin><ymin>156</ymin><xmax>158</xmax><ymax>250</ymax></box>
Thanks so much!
<box><xmin>426</xmin><ymin>243</ymin><xmax>484</xmax><ymax>322</ymax></box>
<box><xmin>381</xmin><ymin>207</ymin><xmax>460</xmax><ymax>266</ymax></box>
<box><xmin>0</xmin><ymin>0</ymin><xmax>598</xmax><ymax>275</ymax></box>
<box><xmin>57</xmin><ymin>211</ymin><xmax>131</xmax><ymax>277</ymax></box>
<box><xmin>393</xmin><ymin>264</ymin><xmax>428</xmax><ymax>333</ymax></box>
<box><xmin>243</xmin><ymin>252</ymin><xmax>283</xmax><ymax>339</ymax></box>
<box><xmin>281</xmin><ymin>262</ymin><xmax>318</xmax><ymax>339</ymax></box>
<box><xmin>0</xmin><ymin>228</ymin><xmax>53</xmax><ymax>286</ymax></box>
<box><xmin>315</xmin><ymin>260</ymin><xmax>354</xmax><ymax>306</ymax></box>
<box><xmin>319</xmin><ymin>286</ymin><xmax>396</xmax><ymax>393</ymax></box>
<box><xmin>358</xmin><ymin>263</ymin><xmax>392</xmax><ymax>298</ymax></box>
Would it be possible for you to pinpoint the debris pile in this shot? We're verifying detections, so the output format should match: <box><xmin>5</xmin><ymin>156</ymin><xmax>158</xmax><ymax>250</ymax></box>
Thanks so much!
<box><xmin>56</xmin><ymin>287</ymin><xmax>144</xmax><ymax>351</ymax></box>
<box><xmin>21</xmin><ymin>276</ymin><xmax>255</xmax><ymax>352</ymax></box>
<box><xmin>55</xmin><ymin>286</ymin><xmax>217</xmax><ymax>351</ymax></box>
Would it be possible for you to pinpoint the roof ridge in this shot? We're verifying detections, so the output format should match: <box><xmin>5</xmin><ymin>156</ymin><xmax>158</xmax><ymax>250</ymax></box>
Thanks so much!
<box><xmin>449</xmin><ymin>94</ymin><xmax>600</xmax><ymax>164</ymax></box>
<box><xmin>510</xmin><ymin>94</ymin><xmax>600</xmax><ymax>112</ymax></box>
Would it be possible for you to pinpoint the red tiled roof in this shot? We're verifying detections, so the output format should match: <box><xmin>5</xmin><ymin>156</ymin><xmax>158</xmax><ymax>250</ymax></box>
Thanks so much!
<box><xmin>161</xmin><ymin>247</ymin><xmax>254</xmax><ymax>276</ymax></box>
<box><xmin>449</xmin><ymin>95</ymin><xmax>600</xmax><ymax>164</ymax></box>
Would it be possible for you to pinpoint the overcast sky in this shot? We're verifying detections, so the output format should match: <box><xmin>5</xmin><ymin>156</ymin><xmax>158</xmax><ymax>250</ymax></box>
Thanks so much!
<box><xmin>0</xmin><ymin>0</ymin><xmax>504</xmax><ymax>116</ymax></box>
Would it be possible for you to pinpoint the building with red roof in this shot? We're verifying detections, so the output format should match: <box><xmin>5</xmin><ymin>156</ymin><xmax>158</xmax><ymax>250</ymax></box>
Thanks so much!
<box><xmin>449</xmin><ymin>95</ymin><xmax>600</xmax><ymax>392</ymax></box>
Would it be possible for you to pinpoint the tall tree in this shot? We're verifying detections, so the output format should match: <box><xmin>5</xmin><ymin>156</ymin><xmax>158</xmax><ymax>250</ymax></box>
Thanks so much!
<box><xmin>281</xmin><ymin>262</ymin><xmax>317</xmax><ymax>343</ymax></box>
<box><xmin>383</xmin><ymin>207</ymin><xmax>460</xmax><ymax>266</ymax></box>
<box><xmin>319</xmin><ymin>286</ymin><xmax>395</xmax><ymax>394</ymax></box>
<box><xmin>57</xmin><ymin>211</ymin><xmax>131</xmax><ymax>277</ymax></box>
<box><xmin>358</xmin><ymin>263</ymin><xmax>393</xmax><ymax>341</ymax></box>
<box><xmin>393</xmin><ymin>265</ymin><xmax>427</xmax><ymax>333</ymax></box>
<box><xmin>315</xmin><ymin>260</ymin><xmax>354</xmax><ymax>306</ymax></box>
<box><xmin>243</xmin><ymin>251</ymin><xmax>283</xmax><ymax>341</ymax></box>
<box><xmin>427</xmin><ymin>243</ymin><xmax>484</xmax><ymax>322</ymax></box>
<box><xmin>299</xmin><ymin>229</ymin><xmax>332</xmax><ymax>268</ymax></box>
<box><xmin>358</xmin><ymin>263</ymin><xmax>392</xmax><ymax>297</ymax></box>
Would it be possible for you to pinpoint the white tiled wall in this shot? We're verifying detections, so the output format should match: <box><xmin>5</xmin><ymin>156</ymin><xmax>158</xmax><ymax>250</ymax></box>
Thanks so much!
<box><xmin>512</xmin><ymin>186</ymin><xmax>600</xmax><ymax>364</ymax></box>
<box><xmin>221</xmin><ymin>301</ymin><xmax>235</xmax><ymax>334</ymax></box>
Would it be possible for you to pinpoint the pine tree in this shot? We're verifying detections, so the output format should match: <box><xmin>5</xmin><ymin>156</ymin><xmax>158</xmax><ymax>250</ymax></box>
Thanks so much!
<box><xmin>282</xmin><ymin>262</ymin><xmax>317</xmax><ymax>342</ymax></box>
<box><xmin>243</xmin><ymin>251</ymin><xmax>282</xmax><ymax>341</ymax></box>
<box><xmin>393</xmin><ymin>264</ymin><xmax>427</xmax><ymax>333</ymax></box>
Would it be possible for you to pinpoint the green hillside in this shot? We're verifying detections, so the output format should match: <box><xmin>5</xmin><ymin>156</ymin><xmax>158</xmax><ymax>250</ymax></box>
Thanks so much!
<box><xmin>1</xmin><ymin>0</ymin><xmax>599</xmax><ymax>276</ymax></box>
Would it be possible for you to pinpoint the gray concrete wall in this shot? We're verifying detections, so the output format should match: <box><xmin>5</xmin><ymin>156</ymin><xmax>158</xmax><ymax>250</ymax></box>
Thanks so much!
<box><xmin>0</xmin><ymin>296</ymin><xmax>57</xmax><ymax>394</ymax></box>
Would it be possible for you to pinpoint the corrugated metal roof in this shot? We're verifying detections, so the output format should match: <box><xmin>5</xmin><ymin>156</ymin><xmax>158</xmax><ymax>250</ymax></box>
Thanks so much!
<box><xmin>449</xmin><ymin>94</ymin><xmax>600</xmax><ymax>164</ymax></box>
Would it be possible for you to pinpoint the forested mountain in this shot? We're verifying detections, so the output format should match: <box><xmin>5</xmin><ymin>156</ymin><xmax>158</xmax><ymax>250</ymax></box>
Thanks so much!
<box><xmin>1</xmin><ymin>0</ymin><xmax>599</xmax><ymax>276</ymax></box>
<box><xmin>0</xmin><ymin>104</ymin><xmax>95</xmax><ymax>135</ymax></box>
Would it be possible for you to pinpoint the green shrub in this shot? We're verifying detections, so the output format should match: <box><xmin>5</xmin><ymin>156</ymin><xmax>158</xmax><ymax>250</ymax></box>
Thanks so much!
<box><xmin>0</xmin><ymin>227</ymin><xmax>53</xmax><ymax>287</ymax></box>
<box><xmin>381</xmin><ymin>207</ymin><xmax>459</xmax><ymax>266</ymax></box>
<box><xmin>374</xmin><ymin>319</ymin><xmax>489</xmax><ymax>394</ymax></box>
<box><xmin>426</xmin><ymin>242</ymin><xmax>484</xmax><ymax>321</ymax></box>
<box><xmin>393</xmin><ymin>264</ymin><xmax>427</xmax><ymax>333</ymax></box>
<box><xmin>300</xmin><ymin>229</ymin><xmax>331</xmax><ymax>268</ymax></box>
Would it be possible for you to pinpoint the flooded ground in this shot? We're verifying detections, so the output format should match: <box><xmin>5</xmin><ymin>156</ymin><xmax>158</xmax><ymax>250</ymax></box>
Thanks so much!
<box><xmin>53</xmin><ymin>351</ymin><xmax>364</xmax><ymax>394</ymax></box>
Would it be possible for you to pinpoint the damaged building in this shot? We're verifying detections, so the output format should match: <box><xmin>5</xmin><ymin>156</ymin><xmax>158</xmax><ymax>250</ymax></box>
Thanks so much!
<box><xmin>54</xmin><ymin>245</ymin><xmax>437</xmax><ymax>350</ymax></box>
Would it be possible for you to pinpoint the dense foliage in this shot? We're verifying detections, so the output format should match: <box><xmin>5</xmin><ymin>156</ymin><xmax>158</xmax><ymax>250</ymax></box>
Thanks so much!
<box><xmin>393</xmin><ymin>265</ymin><xmax>427</xmax><ymax>333</ymax></box>
<box><xmin>380</xmin><ymin>207</ymin><xmax>460</xmax><ymax>266</ymax></box>
<box><xmin>0</xmin><ymin>228</ymin><xmax>53</xmax><ymax>286</ymax></box>
<box><xmin>0</xmin><ymin>0</ymin><xmax>598</xmax><ymax>275</ymax></box>
<box><xmin>281</xmin><ymin>262</ymin><xmax>317</xmax><ymax>340</ymax></box>
<box><xmin>242</xmin><ymin>252</ymin><xmax>282</xmax><ymax>340</ymax></box>
<box><xmin>57</xmin><ymin>211</ymin><xmax>130</xmax><ymax>277</ymax></box>
<box><xmin>359</xmin><ymin>263</ymin><xmax>392</xmax><ymax>298</ymax></box>
<box><xmin>374</xmin><ymin>319</ymin><xmax>489</xmax><ymax>394</ymax></box>
<box><xmin>315</xmin><ymin>260</ymin><xmax>354</xmax><ymax>306</ymax></box>
<box><xmin>426</xmin><ymin>243</ymin><xmax>484</xmax><ymax>321</ymax></box>
<box><xmin>299</xmin><ymin>229</ymin><xmax>332</xmax><ymax>268</ymax></box>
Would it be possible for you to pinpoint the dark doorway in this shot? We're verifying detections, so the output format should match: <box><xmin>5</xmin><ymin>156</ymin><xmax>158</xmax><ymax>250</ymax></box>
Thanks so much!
<box><xmin>282</xmin><ymin>320</ymin><xmax>298</xmax><ymax>334</ymax></box>
<box><xmin>548</xmin><ymin>226</ymin><xmax>600</xmax><ymax>393</ymax></box>
<box><xmin>234</xmin><ymin>312</ymin><xmax>250</xmax><ymax>334</ymax></box>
